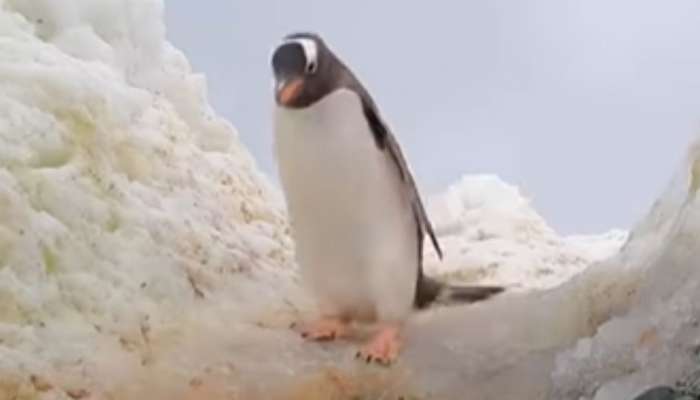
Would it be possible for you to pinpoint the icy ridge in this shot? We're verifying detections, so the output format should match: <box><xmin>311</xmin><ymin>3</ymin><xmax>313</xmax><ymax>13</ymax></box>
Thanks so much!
<box><xmin>550</xmin><ymin>141</ymin><xmax>700</xmax><ymax>400</ymax></box>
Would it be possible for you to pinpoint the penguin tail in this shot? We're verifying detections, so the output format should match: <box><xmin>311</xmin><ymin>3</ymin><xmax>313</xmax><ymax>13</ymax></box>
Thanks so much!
<box><xmin>414</xmin><ymin>275</ymin><xmax>505</xmax><ymax>309</ymax></box>
<box><xmin>441</xmin><ymin>284</ymin><xmax>505</xmax><ymax>303</ymax></box>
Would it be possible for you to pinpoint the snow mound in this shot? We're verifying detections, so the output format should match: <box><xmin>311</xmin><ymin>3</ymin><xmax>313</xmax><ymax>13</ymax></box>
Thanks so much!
<box><xmin>0</xmin><ymin>0</ymin><xmax>299</xmax><ymax>398</ymax></box>
<box><xmin>426</xmin><ymin>175</ymin><xmax>627</xmax><ymax>290</ymax></box>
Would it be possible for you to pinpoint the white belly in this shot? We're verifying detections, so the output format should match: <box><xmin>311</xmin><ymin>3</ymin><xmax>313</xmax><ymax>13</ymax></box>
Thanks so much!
<box><xmin>274</xmin><ymin>89</ymin><xmax>418</xmax><ymax>323</ymax></box>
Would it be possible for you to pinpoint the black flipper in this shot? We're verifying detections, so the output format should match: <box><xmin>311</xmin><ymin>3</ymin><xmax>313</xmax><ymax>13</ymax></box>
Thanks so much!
<box><xmin>359</xmin><ymin>97</ymin><xmax>443</xmax><ymax>259</ymax></box>
<box><xmin>347</xmin><ymin>79</ymin><xmax>500</xmax><ymax>310</ymax></box>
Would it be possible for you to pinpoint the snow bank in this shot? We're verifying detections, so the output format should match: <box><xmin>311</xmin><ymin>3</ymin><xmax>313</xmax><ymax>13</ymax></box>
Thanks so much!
<box><xmin>0</xmin><ymin>0</ymin><xmax>300</xmax><ymax>398</ymax></box>
<box><xmin>425</xmin><ymin>175</ymin><xmax>626</xmax><ymax>290</ymax></box>
<box><xmin>0</xmin><ymin>1</ymin><xmax>697</xmax><ymax>399</ymax></box>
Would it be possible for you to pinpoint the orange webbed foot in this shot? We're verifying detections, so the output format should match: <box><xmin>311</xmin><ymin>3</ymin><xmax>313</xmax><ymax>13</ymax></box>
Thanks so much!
<box><xmin>355</xmin><ymin>325</ymin><xmax>402</xmax><ymax>365</ymax></box>
<box><xmin>294</xmin><ymin>317</ymin><xmax>349</xmax><ymax>341</ymax></box>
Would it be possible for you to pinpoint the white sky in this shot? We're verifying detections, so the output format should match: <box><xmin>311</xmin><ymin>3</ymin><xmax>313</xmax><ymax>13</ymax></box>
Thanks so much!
<box><xmin>165</xmin><ymin>1</ymin><xmax>700</xmax><ymax>234</ymax></box>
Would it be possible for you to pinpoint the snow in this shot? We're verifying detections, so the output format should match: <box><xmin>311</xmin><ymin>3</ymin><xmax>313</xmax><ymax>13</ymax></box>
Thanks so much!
<box><xmin>425</xmin><ymin>175</ymin><xmax>627</xmax><ymax>290</ymax></box>
<box><xmin>0</xmin><ymin>1</ymin><xmax>698</xmax><ymax>399</ymax></box>
<box><xmin>0</xmin><ymin>0</ymin><xmax>299</xmax><ymax>397</ymax></box>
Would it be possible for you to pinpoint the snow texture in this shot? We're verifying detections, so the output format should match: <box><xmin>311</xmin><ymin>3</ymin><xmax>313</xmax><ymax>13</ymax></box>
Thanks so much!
<box><xmin>425</xmin><ymin>175</ymin><xmax>627</xmax><ymax>291</ymax></box>
<box><xmin>0</xmin><ymin>1</ymin><xmax>697</xmax><ymax>399</ymax></box>
<box><xmin>0</xmin><ymin>0</ymin><xmax>300</xmax><ymax>398</ymax></box>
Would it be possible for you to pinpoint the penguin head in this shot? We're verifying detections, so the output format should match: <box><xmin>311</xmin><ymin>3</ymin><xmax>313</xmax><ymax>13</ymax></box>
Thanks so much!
<box><xmin>271</xmin><ymin>32</ymin><xmax>341</xmax><ymax>108</ymax></box>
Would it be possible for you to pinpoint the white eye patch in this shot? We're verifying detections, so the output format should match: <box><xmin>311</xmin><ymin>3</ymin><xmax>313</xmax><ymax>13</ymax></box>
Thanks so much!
<box><xmin>283</xmin><ymin>37</ymin><xmax>318</xmax><ymax>73</ymax></box>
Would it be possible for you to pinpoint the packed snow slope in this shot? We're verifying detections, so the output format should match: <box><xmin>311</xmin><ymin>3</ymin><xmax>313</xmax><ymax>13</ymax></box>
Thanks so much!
<box><xmin>0</xmin><ymin>1</ymin><xmax>698</xmax><ymax>399</ymax></box>
<box><xmin>0</xmin><ymin>0</ymin><xmax>300</xmax><ymax>398</ymax></box>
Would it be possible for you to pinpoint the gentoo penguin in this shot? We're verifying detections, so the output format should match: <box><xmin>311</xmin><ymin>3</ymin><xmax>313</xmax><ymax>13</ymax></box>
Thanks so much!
<box><xmin>271</xmin><ymin>32</ymin><xmax>504</xmax><ymax>365</ymax></box>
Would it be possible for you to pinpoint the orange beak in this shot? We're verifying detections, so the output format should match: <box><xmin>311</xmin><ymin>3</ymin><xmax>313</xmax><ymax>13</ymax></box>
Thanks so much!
<box><xmin>278</xmin><ymin>78</ymin><xmax>304</xmax><ymax>105</ymax></box>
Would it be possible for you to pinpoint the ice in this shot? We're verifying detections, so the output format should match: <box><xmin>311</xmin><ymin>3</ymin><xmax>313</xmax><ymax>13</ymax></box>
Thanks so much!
<box><xmin>0</xmin><ymin>1</ymin><xmax>698</xmax><ymax>399</ymax></box>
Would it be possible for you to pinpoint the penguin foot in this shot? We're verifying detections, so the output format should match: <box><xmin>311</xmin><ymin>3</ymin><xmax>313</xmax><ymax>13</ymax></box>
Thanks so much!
<box><xmin>355</xmin><ymin>325</ymin><xmax>402</xmax><ymax>365</ymax></box>
<box><xmin>295</xmin><ymin>317</ymin><xmax>349</xmax><ymax>341</ymax></box>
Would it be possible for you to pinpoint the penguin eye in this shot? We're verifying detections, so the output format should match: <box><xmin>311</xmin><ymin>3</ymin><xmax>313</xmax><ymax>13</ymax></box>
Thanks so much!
<box><xmin>306</xmin><ymin>60</ymin><xmax>318</xmax><ymax>75</ymax></box>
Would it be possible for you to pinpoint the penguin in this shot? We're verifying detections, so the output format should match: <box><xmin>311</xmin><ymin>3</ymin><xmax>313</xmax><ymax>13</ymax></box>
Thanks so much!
<box><xmin>271</xmin><ymin>32</ymin><xmax>504</xmax><ymax>365</ymax></box>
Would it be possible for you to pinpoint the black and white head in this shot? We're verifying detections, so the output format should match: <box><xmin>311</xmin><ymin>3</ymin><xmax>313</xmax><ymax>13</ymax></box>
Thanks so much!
<box><xmin>271</xmin><ymin>32</ymin><xmax>346</xmax><ymax>109</ymax></box>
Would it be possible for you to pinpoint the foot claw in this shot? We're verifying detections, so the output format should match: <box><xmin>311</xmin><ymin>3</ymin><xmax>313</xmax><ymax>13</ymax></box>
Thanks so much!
<box><xmin>295</xmin><ymin>318</ymin><xmax>348</xmax><ymax>342</ymax></box>
<box><xmin>355</xmin><ymin>325</ymin><xmax>402</xmax><ymax>366</ymax></box>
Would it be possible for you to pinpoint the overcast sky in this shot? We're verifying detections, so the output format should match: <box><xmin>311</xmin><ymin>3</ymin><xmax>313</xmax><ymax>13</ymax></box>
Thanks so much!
<box><xmin>165</xmin><ymin>1</ymin><xmax>700</xmax><ymax>234</ymax></box>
